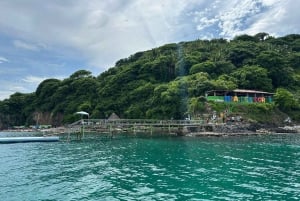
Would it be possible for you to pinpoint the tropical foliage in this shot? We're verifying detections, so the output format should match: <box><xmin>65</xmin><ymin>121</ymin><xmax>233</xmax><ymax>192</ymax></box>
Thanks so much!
<box><xmin>1</xmin><ymin>33</ymin><xmax>300</xmax><ymax>128</ymax></box>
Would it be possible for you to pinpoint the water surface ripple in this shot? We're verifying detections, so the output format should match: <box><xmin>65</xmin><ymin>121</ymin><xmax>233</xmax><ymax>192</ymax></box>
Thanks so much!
<box><xmin>0</xmin><ymin>133</ymin><xmax>299</xmax><ymax>200</ymax></box>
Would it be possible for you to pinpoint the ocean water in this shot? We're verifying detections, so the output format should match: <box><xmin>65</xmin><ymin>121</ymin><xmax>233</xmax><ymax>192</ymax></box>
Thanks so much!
<box><xmin>0</xmin><ymin>132</ymin><xmax>299</xmax><ymax>201</ymax></box>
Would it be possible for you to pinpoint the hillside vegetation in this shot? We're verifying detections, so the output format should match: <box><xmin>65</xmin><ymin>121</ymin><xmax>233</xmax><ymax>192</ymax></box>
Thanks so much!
<box><xmin>1</xmin><ymin>33</ymin><xmax>300</xmax><ymax>128</ymax></box>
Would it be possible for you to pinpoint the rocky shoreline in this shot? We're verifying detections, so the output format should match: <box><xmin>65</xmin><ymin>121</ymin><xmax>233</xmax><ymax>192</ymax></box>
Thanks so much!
<box><xmin>2</xmin><ymin>123</ymin><xmax>299</xmax><ymax>138</ymax></box>
<box><xmin>183</xmin><ymin>123</ymin><xmax>300</xmax><ymax>137</ymax></box>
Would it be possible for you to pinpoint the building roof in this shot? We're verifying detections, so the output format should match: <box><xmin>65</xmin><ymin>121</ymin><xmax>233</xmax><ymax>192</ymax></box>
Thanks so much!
<box><xmin>207</xmin><ymin>89</ymin><xmax>274</xmax><ymax>95</ymax></box>
<box><xmin>108</xmin><ymin>112</ymin><xmax>120</xmax><ymax>120</ymax></box>
<box><xmin>232</xmin><ymin>89</ymin><xmax>274</xmax><ymax>94</ymax></box>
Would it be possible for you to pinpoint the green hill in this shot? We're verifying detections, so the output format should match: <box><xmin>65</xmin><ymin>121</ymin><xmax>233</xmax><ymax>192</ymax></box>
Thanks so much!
<box><xmin>1</xmin><ymin>33</ymin><xmax>300</xmax><ymax>129</ymax></box>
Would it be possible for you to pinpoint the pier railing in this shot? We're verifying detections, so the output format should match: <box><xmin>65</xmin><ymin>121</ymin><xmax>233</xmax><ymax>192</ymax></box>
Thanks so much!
<box><xmin>70</xmin><ymin>119</ymin><xmax>207</xmax><ymax>127</ymax></box>
<box><xmin>65</xmin><ymin>118</ymin><xmax>225</xmax><ymax>140</ymax></box>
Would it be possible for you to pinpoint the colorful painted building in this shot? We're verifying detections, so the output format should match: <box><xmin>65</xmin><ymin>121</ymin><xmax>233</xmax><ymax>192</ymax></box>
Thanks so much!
<box><xmin>206</xmin><ymin>89</ymin><xmax>274</xmax><ymax>103</ymax></box>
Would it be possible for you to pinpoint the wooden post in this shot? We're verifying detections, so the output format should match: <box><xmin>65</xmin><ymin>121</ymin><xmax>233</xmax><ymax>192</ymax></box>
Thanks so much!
<box><xmin>67</xmin><ymin>128</ymin><xmax>71</xmax><ymax>142</ymax></box>
<box><xmin>82</xmin><ymin>122</ymin><xmax>85</xmax><ymax>139</ymax></box>
<box><xmin>133</xmin><ymin>124</ymin><xmax>136</xmax><ymax>135</ymax></box>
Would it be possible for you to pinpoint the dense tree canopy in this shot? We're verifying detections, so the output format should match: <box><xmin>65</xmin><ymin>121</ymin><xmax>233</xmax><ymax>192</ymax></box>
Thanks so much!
<box><xmin>0</xmin><ymin>33</ymin><xmax>300</xmax><ymax>128</ymax></box>
<box><xmin>231</xmin><ymin>65</ymin><xmax>272</xmax><ymax>91</ymax></box>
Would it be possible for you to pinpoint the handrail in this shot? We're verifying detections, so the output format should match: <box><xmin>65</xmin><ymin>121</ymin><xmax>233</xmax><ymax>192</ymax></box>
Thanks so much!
<box><xmin>69</xmin><ymin>119</ymin><xmax>206</xmax><ymax>126</ymax></box>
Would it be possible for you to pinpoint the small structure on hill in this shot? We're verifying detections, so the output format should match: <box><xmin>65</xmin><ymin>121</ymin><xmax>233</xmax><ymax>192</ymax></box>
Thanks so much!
<box><xmin>206</xmin><ymin>89</ymin><xmax>274</xmax><ymax>103</ymax></box>
<box><xmin>108</xmin><ymin>113</ymin><xmax>120</xmax><ymax>120</ymax></box>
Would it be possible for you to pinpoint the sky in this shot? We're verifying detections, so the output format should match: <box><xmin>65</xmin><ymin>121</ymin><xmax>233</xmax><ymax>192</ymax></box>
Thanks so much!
<box><xmin>0</xmin><ymin>0</ymin><xmax>299</xmax><ymax>100</ymax></box>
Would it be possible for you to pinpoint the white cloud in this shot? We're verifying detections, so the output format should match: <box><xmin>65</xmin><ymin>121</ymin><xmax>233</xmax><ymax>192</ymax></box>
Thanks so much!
<box><xmin>218</xmin><ymin>0</ymin><xmax>264</xmax><ymax>37</ymax></box>
<box><xmin>0</xmin><ymin>81</ymin><xmax>28</xmax><ymax>100</ymax></box>
<box><xmin>193</xmin><ymin>0</ymin><xmax>269</xmax><ymax>38</ymax></box>
<box><xmin>0</xmin><ymin>0</ymin><xmax>299</xmax><ymax>69</ymax></box>
<box><xmin>191</xmin><ymin>0</ymin><xmax>300</xmax><ymax>39</ymax></box>
<box><xmin>22</xmin><ymin>75</ymin><xmax>47</xmax><ymax>84</ymax></box>
<box><xmin>13</xmin><ymin>40</ymin><xmax>40</xmax><ymax>51</ymax></box>
<box><xmin>0</xmin><ymin>90</ymin><xmax>14</xmax><ymax>100</ymax></box>
<box><xmin>243</xmin><ymin>0</ymin><xmax>300</xmax><ymax>36</ymax></box>
<box><xmin>261</xmin><ymin>0</ymin><xmax>280</xmax><ymax>6</ymax></box>
<box><xmin>0</xmin><ymin>75</ymin><xmax>58</xmax><ymax>100</ymax></box>
<box><xmin>10</xmin><ymin>85</ymin><xmax>28</xmax><ymax>92</ymax></box>
<box><xmin>0</xmin><ymin>56</ymin><xmax>8</xmax><ymax>63</ymax></box>
<box><xmin>0</xmin><ymin>0</ymin><xmax>205</xmax><ymax>68</ymax></box>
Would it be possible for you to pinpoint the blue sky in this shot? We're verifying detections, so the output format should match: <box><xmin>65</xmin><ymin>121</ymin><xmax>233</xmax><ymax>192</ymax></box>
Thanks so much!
<box><xmin>0</xmin><ymin>0</ymin><xmax>299</xmax><ymax>100</ymax></box>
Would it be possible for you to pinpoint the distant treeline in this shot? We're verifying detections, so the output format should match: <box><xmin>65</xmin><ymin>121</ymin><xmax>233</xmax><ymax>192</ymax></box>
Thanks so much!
<box><xmin>0</xmin><ymin>33</ymin><xmax>300</xmax><ymax>128</ymax></box>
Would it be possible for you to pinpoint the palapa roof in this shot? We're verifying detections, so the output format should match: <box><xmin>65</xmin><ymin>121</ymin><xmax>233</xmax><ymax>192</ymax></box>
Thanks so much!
<box><xmin>108</xmin><ymin>112</ymin><xmax>120</xmax><ymax>120</ymax></box>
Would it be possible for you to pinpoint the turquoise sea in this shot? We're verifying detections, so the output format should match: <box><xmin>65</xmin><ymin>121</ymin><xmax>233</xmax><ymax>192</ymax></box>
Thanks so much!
<box><xmin>0</xmin><ymin>132</ymin><xmax>299</xmax><ymax>201</ymax></box>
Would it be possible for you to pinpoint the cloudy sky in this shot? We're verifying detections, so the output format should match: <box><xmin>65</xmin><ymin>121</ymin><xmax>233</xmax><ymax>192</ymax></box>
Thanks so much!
<box><xmin>0</xmin><ymin>0</ymin><xmax>299</xmax><ymax>100</ymax></box>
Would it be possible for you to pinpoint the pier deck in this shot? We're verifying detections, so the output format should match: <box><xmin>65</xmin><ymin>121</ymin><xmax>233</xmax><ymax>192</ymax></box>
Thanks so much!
<box><xmin>67</xmin><ymin>119</ymin><xmax>220</xmax><ymax>138</ymax></box>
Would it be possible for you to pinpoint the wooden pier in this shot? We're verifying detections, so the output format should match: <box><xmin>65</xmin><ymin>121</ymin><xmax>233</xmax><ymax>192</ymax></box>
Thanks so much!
<box><xmin>66</xmin><ymin>118</ymin><xmax>220</xmax><ymax>139</ymax></box>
